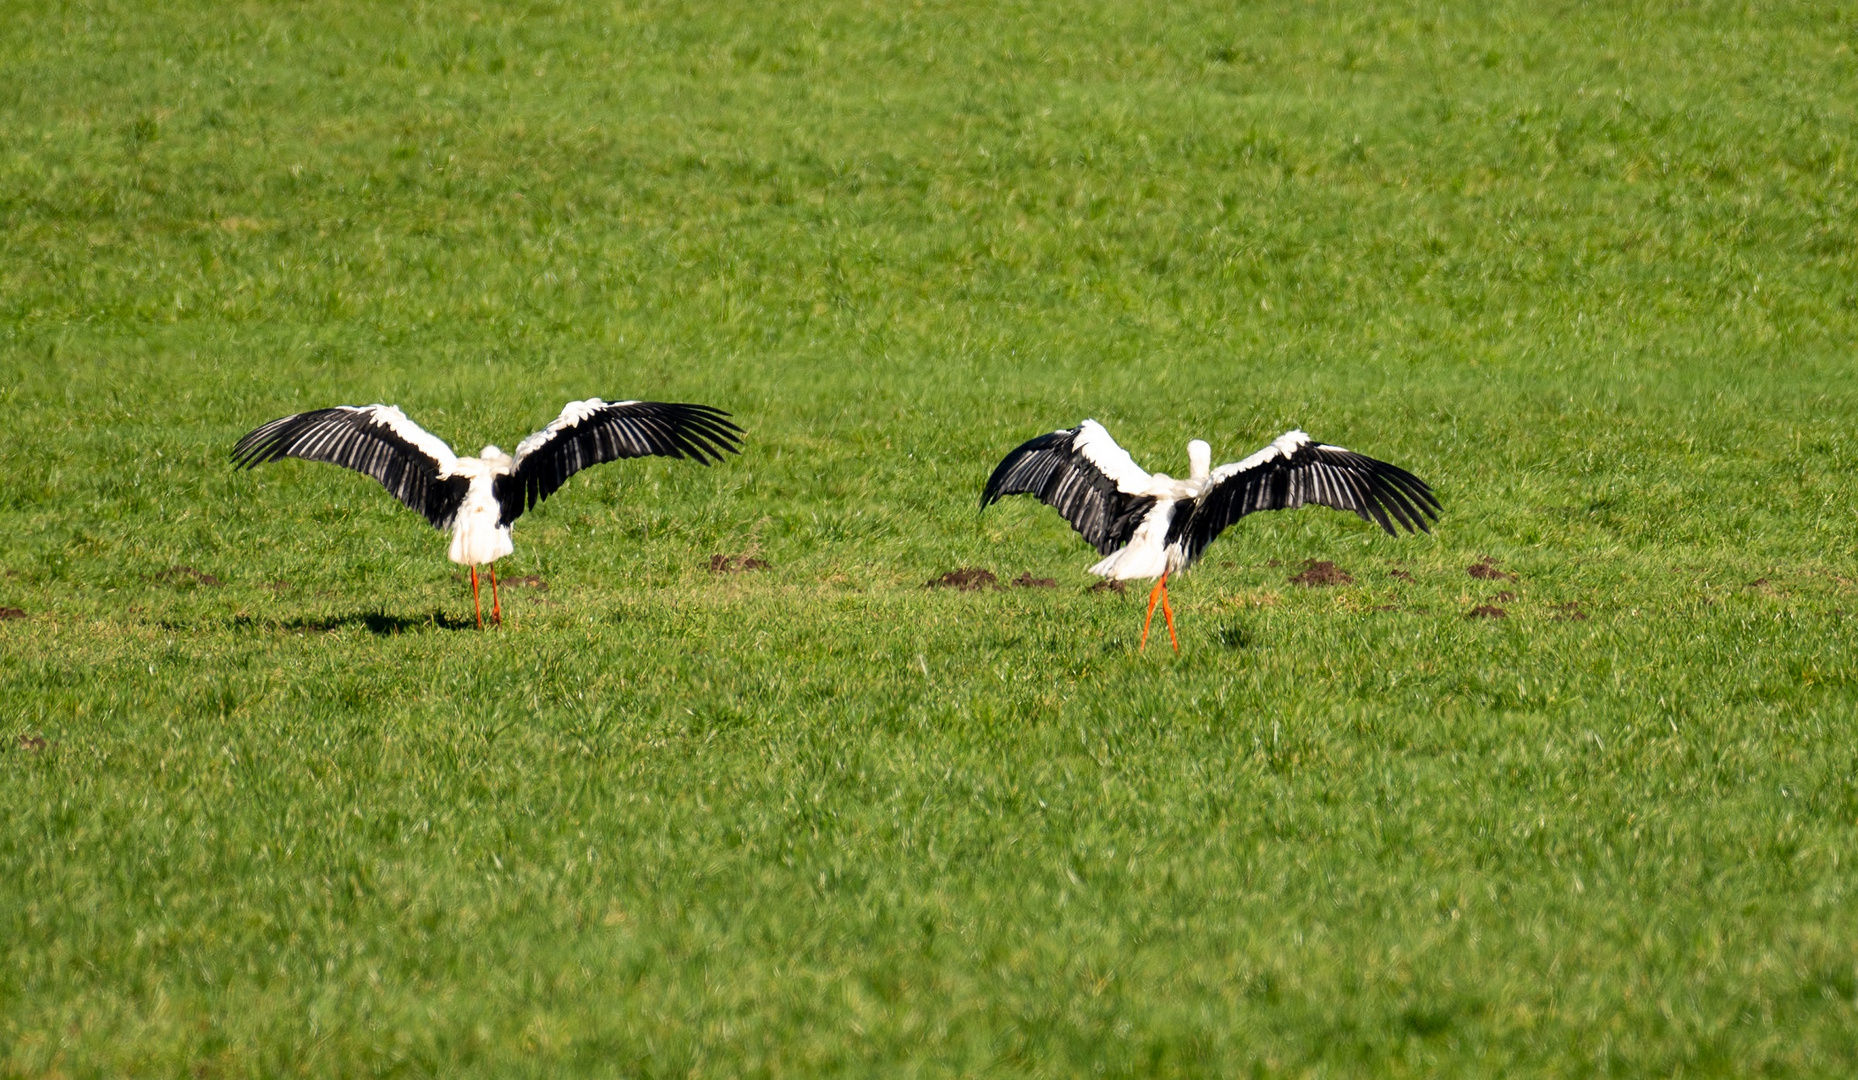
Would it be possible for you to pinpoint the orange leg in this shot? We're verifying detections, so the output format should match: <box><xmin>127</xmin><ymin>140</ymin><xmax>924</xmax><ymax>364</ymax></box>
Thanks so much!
<box><xmin>1160</xmin><ymin>579</ymin><xmax>1180</xmax><ymax>652</ymax></box>
<box><xmin>1140</xmin><ymin>572</ymin><xmax>1168</xmax><ymax>651</ymax></box>
<box><xmin>490</xmin><ymin>566</ymin><xmax>502</xmax><ymax>628</ymax></box>
<box><xmin>471</xmin><ymin>565</ymin><xmax>483</xmax><ymax>630</ymax></box>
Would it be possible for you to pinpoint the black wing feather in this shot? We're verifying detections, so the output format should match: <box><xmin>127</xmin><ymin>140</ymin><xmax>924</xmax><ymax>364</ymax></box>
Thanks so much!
<box><xmin>1168</xmin><ymin>442</ymin><xmax>1439</xmax><ymax>565</ymax></box>
<box><xmin>498</xmin><ymin>401</ymin><xmax>743</xmax><ymax>525</ymax></box>
<box><xmin>980</xmin><ymin>428</ymin><xmax>1157</xmax><ymax>556</ymax></box>
<box><xmin>230</xmin><ymin>407</ymin><xmax>468</xmax><ymax>530</ymax></box>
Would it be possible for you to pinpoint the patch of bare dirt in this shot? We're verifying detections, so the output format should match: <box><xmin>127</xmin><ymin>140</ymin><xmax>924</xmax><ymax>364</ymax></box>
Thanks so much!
<box><xmin>1011</xmin><ymin>573</ymin><xmax>1057</xmax><ymax>588</ymax></box>
<box><xmin>1389</xmin><ymin>569</ymin><xmax>1415</xmax><ymax>583</ymax></box>
<box><xmin>926</xmin><ymin>567</ymin><xmax>999</xmax><ymax>591</ymax></box>
<box><xmin>709</xmin><ymin>554</ymin><xmax>769</xmax><ymax>575</ymax></box>
<box><xmin>16</xmin><ymin>734</ymin><xmax>48</xmax><ymax>752</ymax></box>
<box><xmin>1468</xmin><ymin>557</ymin><xmax>1518</xmax><ymax>582</ymax></box>
<box><xmin>1552</xmin><ymin>602</ymin><xmax>1588</xmax><ymax>621</ymax></box>
<box><xmin>0</xmin><ymin>607</ymin><xmax>24</xmax><ymax>621</ymax></box>
<box><xmin>506</xmin><ymin>574</ymin><xmax>549</xmax><ymax>589</ymax></box>
<box><xmin>1465</xmin><ymin>605</ymin><xmax>1508</xmax><ymax>619</ymax></box>
<box><xmin>1289</xmin><ymin>560</ymin><xmax>1354</xmax><ymax>587</ymax></box>
<box><xmin>1089</xmin><ymin>579</ymin><xmax>1127</xmax><ymax>595</ymax></box>
<box><xmin>1488</xmin><ymin>591</ymin><xmax>1517</xmax><ymax>602</ymax></box>
<box><xmin>151</xmin><ymin>565</ymin><xmax>221</xmax><ymax>587</ymax></box>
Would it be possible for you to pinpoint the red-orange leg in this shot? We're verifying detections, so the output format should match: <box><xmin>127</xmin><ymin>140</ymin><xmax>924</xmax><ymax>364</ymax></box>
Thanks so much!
<box><xmin>490</xmin><ymin>566</ymin><xmax>502</xmax><ymax>628</ymax></box>
<box><xmin>471</xmin><ymin>565</ymin><xmax>483</xmax><ymax>630</ymax></box>
<box><xmin>1160</xmin><ymin>580</ymin><xmax>1180</xmax><ymax>652</ymax></box>
<box><xmin>1140</xmin><ymin>572</ymin><xmax>1168</xmax><ymax>652</ymax></box>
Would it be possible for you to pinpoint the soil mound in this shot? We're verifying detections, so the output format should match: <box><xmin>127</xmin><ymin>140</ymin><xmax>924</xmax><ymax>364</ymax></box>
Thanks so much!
<box><xmin>926</xmin><ymin>567</ymin><xmax>999</xmax><ymax>591</ymax></box>
<box><xmin>1289</xmin><ymin>560</ymin><xmax>1353</xmax><ymax>587</ymax></box>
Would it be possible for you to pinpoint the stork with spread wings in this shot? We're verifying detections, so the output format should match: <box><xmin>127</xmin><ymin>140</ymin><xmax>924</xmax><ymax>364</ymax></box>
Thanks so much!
<box><xmin>982</xmin><ymin>422</ymin><xmax>1438</xmax><ymax>650</ymax></box>
<box><xmin>233</xmin><ymin>399</ymin><xmax>742</xmax><ymax>627</ymax></box>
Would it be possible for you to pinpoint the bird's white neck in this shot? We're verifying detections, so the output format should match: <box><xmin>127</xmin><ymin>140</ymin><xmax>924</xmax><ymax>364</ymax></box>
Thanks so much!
<box><xmin>1187</xmin><ymin>440</ymin><xmax>1212</xmax><ymax>483</ymax></box>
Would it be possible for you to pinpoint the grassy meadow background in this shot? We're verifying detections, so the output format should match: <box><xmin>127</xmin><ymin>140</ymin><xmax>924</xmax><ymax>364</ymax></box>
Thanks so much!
<box><xmin>5</xmin><ymin>0</ymin><xmax>1858</xmax><ymax>1074</ymax></box>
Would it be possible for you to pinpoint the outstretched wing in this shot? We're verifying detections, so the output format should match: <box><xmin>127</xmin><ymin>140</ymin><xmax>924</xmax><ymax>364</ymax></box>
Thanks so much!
<box><xmin>497</xmin><ymin>399</ymin><xmax>743</xmax><ymax>524</ymax></box>
<box><xmin>980</xmin><ymin>420</ymin><xmax>1158</xmax><ymax>556</ymax></box>
<box><xmin>1167</xmin><ymin>430</ymin><xmax>1439</xmax><ymax>565</ymax></box>
<box><xmin>231</xmin><ymin>405</ymin><xmax>469</xmax><ymax>530</ymax></box>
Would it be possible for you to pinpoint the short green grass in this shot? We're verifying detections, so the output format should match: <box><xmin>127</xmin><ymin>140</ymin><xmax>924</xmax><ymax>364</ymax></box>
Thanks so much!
<box><xmin>5</xmin><ymin>0</ymin><xmax>1858</xmax><ymax>1074</ymax></box>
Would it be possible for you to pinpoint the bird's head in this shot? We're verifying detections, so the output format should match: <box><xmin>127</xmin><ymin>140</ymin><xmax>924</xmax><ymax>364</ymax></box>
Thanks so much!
<box><xmin>1188</xmin><ymin>439</ymin><xmax>1212</xmax><ymax>482</ymax></box>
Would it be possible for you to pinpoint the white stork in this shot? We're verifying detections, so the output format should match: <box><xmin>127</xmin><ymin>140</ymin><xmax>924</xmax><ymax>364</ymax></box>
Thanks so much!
<box><xmin>232</xmin><ymin>399</ymin><xmax>742</xmax><ymax>627</ymax></box>
<box><xmin>981</xmin><ymin>422</ymin><xmax>1439</xmax><ymax>650</ymax></box>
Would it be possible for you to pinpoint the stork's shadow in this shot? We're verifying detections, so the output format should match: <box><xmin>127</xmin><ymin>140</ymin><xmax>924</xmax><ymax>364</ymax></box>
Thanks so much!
<box><xmin>277</xmin><ymin>610</ymin><xmax>479</xmax><ymax>635</ymax></box>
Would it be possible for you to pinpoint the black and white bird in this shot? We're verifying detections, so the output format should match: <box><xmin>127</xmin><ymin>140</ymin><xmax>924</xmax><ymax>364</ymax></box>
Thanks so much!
<box><xmin>232</xmin><ymin>399</ymin><xmax>742</xmax><ymax>627</ymax></box>
<box><xmin>981</xmin><ymin>422</ymin><xmax>1439</xmax><ymax>650</ymax></box>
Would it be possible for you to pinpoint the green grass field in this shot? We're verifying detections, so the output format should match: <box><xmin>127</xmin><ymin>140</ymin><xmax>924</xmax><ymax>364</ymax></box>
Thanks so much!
<box><xmin>5</xmin><ymin>0</ymin><xmax>1858</xmax><ymax>1074</ymax></box>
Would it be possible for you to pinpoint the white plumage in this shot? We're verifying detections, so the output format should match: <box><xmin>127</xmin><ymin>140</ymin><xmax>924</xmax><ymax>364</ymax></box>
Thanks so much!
<box><xmin>982</xmin><ymin>421</ymin><xmax>1439</xmax><ymax>650</ymax></box>
<box><xmin>445</xmin><ymin>451</ymin><xmax>517</xmax><ymax>568</ymax></box>
<box><xmin>234</xmin><ymin>399</ymin><xmax>742</xmax><ymax>627</ymax></box>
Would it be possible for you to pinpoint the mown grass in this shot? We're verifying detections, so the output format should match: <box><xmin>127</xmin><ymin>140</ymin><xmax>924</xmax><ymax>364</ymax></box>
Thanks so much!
<box><xmin>4</xmin><ymin>0</ymin><xmax>1858</xmax><ymax>1075</ymax></box>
